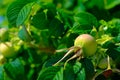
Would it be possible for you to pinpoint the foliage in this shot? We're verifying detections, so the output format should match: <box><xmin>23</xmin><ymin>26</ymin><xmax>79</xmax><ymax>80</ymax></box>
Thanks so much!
<box><xmin>0</xmin><ymin>0</ymin><xmax>120</xmax><ymax>80</ymax></box>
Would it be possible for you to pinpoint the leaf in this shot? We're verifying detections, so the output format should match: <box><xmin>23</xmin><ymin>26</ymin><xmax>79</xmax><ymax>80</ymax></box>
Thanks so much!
<box><xmin>7</xmin><ymin>0</ymin><xmax>32</xmax><ymax>27</ymax></box>
<box><xmin>106</xmin><ymin>47</ymin><xmax>120</xmax><ymax>64</ymax></box>
<box><xmin>44</xmin><ymin>3</ymin><xmax>57</xmax><ymax>20</ymax></box>
<box><xmin>58</xmin><ymin>9</ymin><xmax>74</xmax><ymax>29</ymax></box>
<box><xmin>76</xmin><ymin>68</ymin><xmax>86</xmax><ymax>80</ymax></box>
<box><xmin>102</xmin><ymin>41</ymin><xmax>116</xmax><ymax>49</ymax></box>
<box><xmin>0</xmin><ymin>66</ymin><xmax>4</xmax><ymax>80</ymax></box>
<box><xmin>64</xmin><ymin>63</ymin><xmax>75</xmax><ymax>80</ymax></box>
<box><xmin>4</xmin><ymin>58</ymin><xmax>25</xmax><ymax>80</ymax></box>
<box><xmin>37</xmin><ymin>66</ymin><xmax>63</xmax><ymax>80</ymax></box>
<box><xmin>63</xmin><ymin>0</ymin><xmax>75</xmax><ymax>9</ymax></box>
<box><xmin>105</xmin><ymin>0</ymin><xmax>120</xmax><ymax>9</ymax></box>
<box><xmin>74</xmin><ymin>12</ymin><xmax>98</xmax><ymax>30</ymax></box>
<box><xmin>0</xmin><ymin>66</ymin><xmax>13</xmax><ymax>80</ymax></box>
<box><xmin>90</xmin><ymin>27</ymin><xmax>98</xmax><ymax>37</ymax></box>
<box><xmin>73</xmin><ymin>59</ymin><xmax>94</xmax><ymax>80</ymax></box>
<box><xmin>61</xmin><ymin>33</ymin><xmax>77</xmax><ymax>47</ymax></box>
<box><xmin>70</xmin><ymin>22</ymin><xmax>87</xmax><ymax>34</ymax></box>
<box><xmin>42</xmin><ymin>51</ymin><xmax>67</xmax><ymax>68</ymax></box>
<box><xmin>73</xmin><ymin>61</ymin><xmax>82</xmax><ymax>74</ymax></box>
<box><xmin>18</xmin><ymin>25</ymin><xmax>32</xmax><ymax>41</ymax></box>
<box><xmin>95</xmin><ymin>74</ymin><xmax>106</xmax><ymax>80</ymax></box>
<box><xmin>48</xmin><ymin>18</ymin><xmax>64</xmax><ymax>37</ymax></box>
<box><xmin>32</xmin><ymin>3</ymin><xmax>58</xmax><ymax>30</ymax></box>
<box><xmin>108</xmin><ymin>19</ymin><xmax>120</xmax><ymax>36</ymax></box>
<box><xmin>16</xmin><ymin>2</ymin><xmax>34</xmax><ymax>26</ymax></box>
<box><xmin>81</xmin><ymin>58</ymin><xmax>95</xmax><ymax>80</ymax></box>
<box><xmin>31</xmin><ymin>11</ymin><xmax>49</xmax><ymax>29</ymax></box>
<box><xmin>73</xmin><ymin>61</ymin><xmax>86</xmax><ymax>80</ymax></box>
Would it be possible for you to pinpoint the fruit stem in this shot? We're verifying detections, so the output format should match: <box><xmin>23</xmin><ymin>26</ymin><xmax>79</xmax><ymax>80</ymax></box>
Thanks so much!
<box><xmin>55</xmin><ymin>48</ymin><xmax>68</xmax><ymax>53</ymax></box>
<box><xmin>53</xmin><ymin>48</ymin><xmax>74</xmax><ymax>66</ymax></box>
<box><xmin>107</xmin><ymin>55</ymin><xmax>111</xmax><ymax>70</ymax></box>
<box><xmin>64</xmin><ymin>49</ymin><xmax>83</xmax><ymax>69</ymax></box>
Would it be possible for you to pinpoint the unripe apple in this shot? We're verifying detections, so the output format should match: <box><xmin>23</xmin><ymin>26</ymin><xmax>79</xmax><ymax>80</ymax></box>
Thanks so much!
<box><xmin>0</xmin><ymin>42</ymin><xmax>16</xmax><ymax>58</ymax></box>
<box><xmin>74</xmin><ymin>34</ymin><xmax>97</xmax><ymax>57</ymax></box>
<box><xmin>0</xmin><ymin>28</ymin><xmax>8</xmax><ymax>41</ymax></box>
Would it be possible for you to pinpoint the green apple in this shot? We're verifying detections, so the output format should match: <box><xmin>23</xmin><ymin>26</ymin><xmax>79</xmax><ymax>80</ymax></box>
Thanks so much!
<box><xmin>74</xmin><ymin>34</ymin><xmax>97</xmax><ymax>57</ymax></box>
<box><xmin>0</xmin><ymin>42</ymin><xmax>16</xmax><ymax>58</ymax></box>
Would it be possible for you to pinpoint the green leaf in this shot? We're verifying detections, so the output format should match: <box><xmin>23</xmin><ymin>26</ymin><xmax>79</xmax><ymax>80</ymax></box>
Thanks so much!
<box><xmin>64</xmin><ymin>63</ymin><xmax>75</xmax><ymax>80</ymax></box>
<box><xmin>0</xmin><ymin>66</ymin><xmax>13</xmax><ymax>80</ymax></box>
<box><xmin>37</xmin><ymin>66</ymin><xmax>63</xmax><ymax>80</ymax></box>
<box><xmin>106</xmin><ymin>47</ymin><xmax>120</xmax><ymax>61</ymax></box>
<box><xmin>31</xmin><ymin>11</ymin><xmax>49</xmax><ymax>29</ymax></box>
<box><xmin>61</xmin><ymin>33</ymin><xmax>77</xmax><ymax>47</ymax></box>
<box><xmin>105</xmin><ymin>0</ymin><xmax>120</xmax><ymax>9</ymax></box>
<box><xmin>18</xmin><ymin>25</ymin><xmax>32</xmax><ymax>41</ymax></box>
<box><xmin>32</xmin><ymin>3</ymin><xmax>57</xmax><ymax>30</ymax></box>
<box><xmin>88</xmin><ymin>0</ymin><xmax>104</xmax><ymax>9</ymax></box>
<box><xmin>81</xmin><ymin>58</ymin><xmax>95</xmax><ymax>80</ymax></box>
<box><xmin>7</xmin><ymin>0</ymin><xmax>32</xmax><ymax>27</ymax></box>
<box><xmin>44</xmin><ymin>3</ymin><xmax>57</xmax><ymax>20</ymax></box>
<box><xmin>107</xmin><ymin>19</ymin><xmax>120</xmax><ymax>36</ymax></box>
<box><xmin>74</xmin><ymin>12</ymin><xmax>98</xmax><ymax>30</ymax></box>
<box><xmin>106</xmin><ymin>47</ymin><xmax>120</xmax><ymax>64</ymax></box>
<box><xmin>76</xmin><ymin>68</ymin><xmax>86</xmax><ymax>80</ymax></box>
<box><xmin>4</xmin><ymin>58</ymin><xmax>25</xmax><ymax>80</ymax></box>
<box><xmin>73</xmin><ymin>61</ymin><xmax>86</xmax><ymax>80</ymax></box>
<box><xmin>70</xmin><ymin>22</ymin><xmax>87</xmax><ymax>34</ymax></box>
<box><xmin>0</xmin><ymin>66</ymin><xmax>4</xmax><ymax>80</ymax></box>
<box><xmin>58</xmin><ymin>9</ymin><xmax>74</xmax><ymax>29</ymax></box>
<box><xmin>48</xmin><ymin>18</ymin><xmax>64</xmax><ymax>37</ymax></box>
<box><xmin>73</xmin><ymin>61</ymin><xmax>82</xmax><ymax>74</ymax></box>
<box><xmin>42</xmin><ymin>50</ymin><xmax>71</xmax><ymax>69</ymax></box>
<box><xmin>16</xmin><ymin>2</ymin><xmax>34</xmax><ymax>26</ymax></box>
<box><xmin>102</xmin><ymin>41</ymin><xmax>116</xmax><ymax>49</ymax></box>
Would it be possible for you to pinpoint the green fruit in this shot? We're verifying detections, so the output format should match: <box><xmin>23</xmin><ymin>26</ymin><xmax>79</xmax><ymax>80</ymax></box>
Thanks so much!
<box><xmin>0</xmin><ymin>28</ymin><xmax>9</xmax><ymax>41</ymax></box>
<box><xmin>98</xmin><ymin>58</ymin><xmax>108</xmax><ymax>69</ymax></box>
<box><xmin>0</xmin><ymin>42</ymin><xmax>16</xmax><ymax>58</ymax></box>
<box><xmin>74</xmin><ymin>34</ymin><xmax>97</xmax><ymax>57</ymax></box>
<box><xmin>98</xmin><ymin>57</ymin><xmax>113</xmax><ymax>69</ymax></box>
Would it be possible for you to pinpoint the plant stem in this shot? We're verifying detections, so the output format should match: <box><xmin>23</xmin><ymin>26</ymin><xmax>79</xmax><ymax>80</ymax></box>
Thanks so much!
<box><xmin>107</xmin><ymin>55</ymin><xmax>111</xmax><ymax>70</ymax></box>
<box><xmin>53</xmin><ymin>48</ymin><xmax>74</xmax><ymax>66</ymax></box>
<box><xmin>64</xmin><ymin>49</ymin><xmax>83</xmax><ymax>69</ymax></box>
<box><xmin>55</xmin><ymin>48</ymin><xmax>68</xmax><ymax>53</ymax></box>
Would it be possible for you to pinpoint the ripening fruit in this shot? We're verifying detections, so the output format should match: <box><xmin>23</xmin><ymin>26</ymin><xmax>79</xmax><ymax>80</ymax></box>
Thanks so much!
<box><xmin>0</xmin><ymin>42</ymin><xmax>16</xmax><ymax>58</ymax></box>
<box><xmin>74</xmin><ymin>34</ymin><xmax>97</xmax><ymax>57</ymax></box>
<box><xmin>0</xmin><ymin>28</ymin><xmax>8</xmax><ymax>41</ymax></box>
